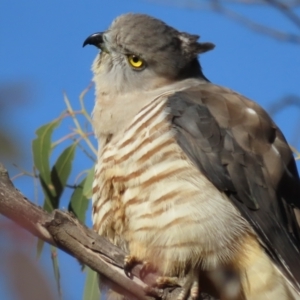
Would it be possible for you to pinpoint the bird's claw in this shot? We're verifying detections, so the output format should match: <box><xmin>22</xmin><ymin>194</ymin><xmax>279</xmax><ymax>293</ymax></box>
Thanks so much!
<box><xmin>154</xmin><ymin>275</ymin><xmax>200</xmax><ymax>300</ymax></box>
<box><xmin>177</xmin><ymin>271</ymin><xmax>200</xmax><ymax>300</ymax></box>
<box><xmin>155</xmin><ymin>276</ymin><xmax>181</xmax><ymax>288</ymax></box>
<box><xmin>124</xmin><ymin>255</ymin><xmax>156</xmax><ymax>280</ymax></box>
<box><xmin>124</xmin><ymin>255</ymin><xmax>141</xmax><ymax>278</ymax></box>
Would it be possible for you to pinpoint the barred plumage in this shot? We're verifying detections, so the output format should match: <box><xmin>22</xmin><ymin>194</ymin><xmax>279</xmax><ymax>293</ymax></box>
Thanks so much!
<box><xmin>85</xmin><ymin>13</ymin><xmax>300</xmax><ymax>300</ymax></box>
<box><xmin>91</xmin><ymin>86</ymin><xmax>299</xmax><ymax>299</ymax></box>
<box><xmin>93</xmin><ymin>90</ymin><xmax>248</xmax><ymax>271</ymax></box>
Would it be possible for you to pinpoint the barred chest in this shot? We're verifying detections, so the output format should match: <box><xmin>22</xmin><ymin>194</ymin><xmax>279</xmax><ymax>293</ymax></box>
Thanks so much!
<box><xmin>92</xmin><ymin>93</ymin><xmax>250</xmax><ymax>274</ymax></box>
<box><xmin>91</xmin><ymin>95</ymin><xmax>175</xmax><ymax>249</ymax></box>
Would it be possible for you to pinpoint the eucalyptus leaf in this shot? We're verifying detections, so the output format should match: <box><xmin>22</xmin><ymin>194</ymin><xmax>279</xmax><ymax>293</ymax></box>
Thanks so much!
<box><xmin>68</xmin><ymin>177</ymin><xmax>89</xmax><ymax>223</ymax></box>
<box><xmin>50</xmin><ymin>144</ymin><xmax>76</xmax><ymax>210</ymax></box>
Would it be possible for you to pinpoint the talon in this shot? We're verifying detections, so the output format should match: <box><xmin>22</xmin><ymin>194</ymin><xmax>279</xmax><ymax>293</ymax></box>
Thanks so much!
<box><xmin>177</xmin><ymin>271</ymin><xmax>200</xmax><ymax>300</ymax></box>
<box><xmin>155</xmin><ymin>276</ymin><xmax>180</xmax><ymax>288</ymax></box>
<box><xmin>190</xmin><ymin>280</ymin><xmax>200</xmax><ymax>300</ymax></box>
<box><xmin>124</xmin><ymin>255</ymin><xmax>141</xmax><ymax>278</ymax></box>
<box><xmin>177</xmin><ymin>287</ymin><xmax>190</xmax><ymax>300</ymax></box>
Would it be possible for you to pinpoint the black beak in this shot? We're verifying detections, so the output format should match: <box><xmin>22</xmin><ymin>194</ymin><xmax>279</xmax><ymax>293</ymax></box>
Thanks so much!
<box><xmin>83</xmin><ymin>32</ymin><xmax>104</xmax><ymax>48</ymax></box>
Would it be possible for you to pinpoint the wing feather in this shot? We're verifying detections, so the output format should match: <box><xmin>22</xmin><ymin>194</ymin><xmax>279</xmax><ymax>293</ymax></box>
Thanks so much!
<box><xmin>167</xmin><ymin>83</ymin><xmax>300</xmax><ymax>291</ymax></box>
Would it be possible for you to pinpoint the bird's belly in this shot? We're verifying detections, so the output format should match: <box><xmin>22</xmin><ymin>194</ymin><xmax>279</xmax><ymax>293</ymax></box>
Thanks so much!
<box><xmin>95</xmin><ymin>170</ymin><xmax>296</xmax><ymax>299</ymax></box>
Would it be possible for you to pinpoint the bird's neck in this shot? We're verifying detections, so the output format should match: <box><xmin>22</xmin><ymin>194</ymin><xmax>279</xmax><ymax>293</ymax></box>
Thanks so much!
<box><xmin>92</xmin><ymin>78</ymin><xmax>205</xmax><ymax>145</ymax></box>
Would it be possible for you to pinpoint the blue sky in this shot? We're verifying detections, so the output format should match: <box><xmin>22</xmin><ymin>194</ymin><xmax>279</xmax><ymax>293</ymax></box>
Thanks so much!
<box><xmin>1</xmin><ymin>1</ymin><xmax>300</xmax><ymax>300</ymax></box>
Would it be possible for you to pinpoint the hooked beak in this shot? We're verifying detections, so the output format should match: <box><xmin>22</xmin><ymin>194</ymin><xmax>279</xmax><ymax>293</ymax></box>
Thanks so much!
<box><xmin>83</xmin><ymin>32</ymin><xmax>104</xmax><ymax>48</ymax></box>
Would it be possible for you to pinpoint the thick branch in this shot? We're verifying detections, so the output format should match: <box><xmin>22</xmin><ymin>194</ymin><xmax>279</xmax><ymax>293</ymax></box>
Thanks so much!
<box><xmin>0</xmin><ymin>164</ymin><xmax>54</xmax><ymax>244</ymax></box>
<box><xmin>0</xmin><ymin>163</ymin><xmax>215</xmax><ymax>300</ymax></box>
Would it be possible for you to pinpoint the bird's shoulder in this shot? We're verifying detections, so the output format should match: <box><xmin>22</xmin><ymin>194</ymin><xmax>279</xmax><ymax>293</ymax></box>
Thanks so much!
<box><xmin>166</xmin><ymin>81</ymin><xmax>300</xmax><ymax>209</ymax></box>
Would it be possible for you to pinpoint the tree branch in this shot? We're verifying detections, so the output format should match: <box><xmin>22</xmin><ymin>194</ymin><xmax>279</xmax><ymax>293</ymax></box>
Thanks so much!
<box><xmin>265</xmin><ymin>0</ymin><xmax>300</xmax><ymax>29</ymax></box>
<box><xmin>166</xmin><ymin>0</ymin><xmax>300</xmax><ymax>44</ymax></box>
<box><xmin>209</xmin><ymin>0</ymin><xmax>300</xmax><ymax>44</ymax></box>
<box><xmin>0</xmin><ymin>163</ymin><xmax>216</xmax><ymax>300</ymax></box>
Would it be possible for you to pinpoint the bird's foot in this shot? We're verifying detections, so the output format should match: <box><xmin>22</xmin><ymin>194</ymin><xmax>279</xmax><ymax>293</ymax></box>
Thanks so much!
<box><xmin>124</xmin><ymin>255</ymin><xmax>156</xmax><ymax>279</ymax></box>
<box><xmin>177</xmin><ymin>271</ymin><xmax>200</xmax><ymax>300</ymax></box>
<box><xmin>124</xmin><ymin>255</ymin><xmax>164</xmax><ymax>299</ymax></box>
<box><xmin>154</xmin><ymin>274</ymin><xmax>200</xmax><ymax>300</ymax></box>
<box><xmin>124</xmin><ymin>254</ymin><xmax>140</xmax><ymax>278</ymax></box>
<box><xmin>143</xmin><ymin>276</ymin><xmax>181</xmax><ymax>300</ymax></box>
<box><xmin>155</xmin><ymin>276</ymin><xmax>181</xmax><ymax>288</ymax></box>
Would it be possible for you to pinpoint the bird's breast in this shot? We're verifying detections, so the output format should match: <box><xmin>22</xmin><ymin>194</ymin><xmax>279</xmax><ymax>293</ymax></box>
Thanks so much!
<box><xmin>92</xmin><ymin>92</ymin><xmax>250</xmax><ymax>275</ymax></box>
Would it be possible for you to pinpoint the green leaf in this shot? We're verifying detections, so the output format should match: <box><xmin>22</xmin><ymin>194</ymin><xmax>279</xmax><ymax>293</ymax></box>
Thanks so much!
<box><xmin>32</xmin><ymin>119</ymin><xmax>61</xmax><ymax>186</ymax></box>
<box><xmin>83</xmin><ymin>166</ymin><xmax>95</xmax><ymax>199</ymax></box>
<box><xmin>32</xmin><ymin>119</ymin><xmax>61</xmax><ymax>213</ymax></box>
<box><xmin>48</xmin><ymin>144</ymin><xmax>77</xmax><ymax>211</ymax></box>
<box><xmin>83</xmin><ymin>267</ymin><xmax>100</xmax><ymax>300</ymax></box>
<box><xmin>33</xmin><ymin>120</ymin><xmax>61</xmax><ymax>256</ymax></box>
<box><xmin>51</xmin><ymin>246</ymin><xmax>62</xmax><ymax>300</ymax></box>
<box><xmin>68</xmin><ymin>178</ymin><xmax>89</xmax><ymax>223</ymax></box>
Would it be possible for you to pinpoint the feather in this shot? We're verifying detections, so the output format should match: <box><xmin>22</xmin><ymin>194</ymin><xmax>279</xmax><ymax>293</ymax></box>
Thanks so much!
<box><xmin>167</xmin><ymin>83</ymin><xmax>300</xmax><ymax>292</ymax></box>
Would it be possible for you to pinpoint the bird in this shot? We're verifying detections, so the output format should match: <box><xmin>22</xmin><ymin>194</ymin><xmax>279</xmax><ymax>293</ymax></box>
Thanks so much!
<box><xmin>83</xmin><ymin>13</ymin><xmax>300</xmax><ymax>300</ymax></box>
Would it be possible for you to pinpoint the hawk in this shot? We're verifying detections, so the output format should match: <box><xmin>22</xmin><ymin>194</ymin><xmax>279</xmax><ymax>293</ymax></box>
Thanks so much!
<box><xmin>83</xmin><ymin>13</ymin><xmax>300</xmax><ymax>300</ymax></box>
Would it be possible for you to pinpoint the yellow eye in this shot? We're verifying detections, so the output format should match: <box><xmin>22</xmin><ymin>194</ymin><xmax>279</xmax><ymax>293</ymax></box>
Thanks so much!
<box><xmin>127</xmin><ymin>55</ymin><xmax>144</xmax><ymax>69</ymax></box>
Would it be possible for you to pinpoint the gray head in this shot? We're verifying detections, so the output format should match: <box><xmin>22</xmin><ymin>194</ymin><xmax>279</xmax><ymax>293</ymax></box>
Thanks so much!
<box><xmin>83</xmin><ymin>13</ymin><xmax>215</xmax><ymax>94</ymax></box>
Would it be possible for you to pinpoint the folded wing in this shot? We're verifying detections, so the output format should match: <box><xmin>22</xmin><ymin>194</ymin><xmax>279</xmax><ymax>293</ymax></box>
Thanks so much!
<box><xmin>167</xmin><ymin>83</ymin><xmax>300</xmax><ymax>291</ymax></box>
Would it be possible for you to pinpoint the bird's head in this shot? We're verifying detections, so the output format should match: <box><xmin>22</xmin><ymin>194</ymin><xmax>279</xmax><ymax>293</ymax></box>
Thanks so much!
<box><xmin>83</xmin><ymin>13</ymin><xmax>215</xmax><ymax>95</ymax></box>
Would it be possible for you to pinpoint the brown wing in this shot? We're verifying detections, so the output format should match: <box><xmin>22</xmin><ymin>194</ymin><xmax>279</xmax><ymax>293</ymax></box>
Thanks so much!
<box><xmin>167</xmin><ymin>83</ymin><xmax>300</xmax><ymax>291</ymax></box>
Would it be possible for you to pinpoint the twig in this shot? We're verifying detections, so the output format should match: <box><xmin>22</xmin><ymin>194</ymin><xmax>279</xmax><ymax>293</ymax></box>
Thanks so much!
<box><xmin>72</xmin><ymin>138</ymin><xmax>96</xmax><ymax>162</ymax></box>
<box><xmin>52</xmin><ymin>132</ymin><xmax>78</xmax><ymax>148</ymax></box>
<box><xmin>264</xmin><ymin>0</ymin><xmax>300</xmax><ymax>29</ymax></box>
<box><xmin>163</xmin><ymin>0</ymin><xmax>300</xmax><ymax>44</ymax></box>
<box><xmin>210</xmin><ymin>0</ymin><xmax>300</xmax><ymax>44</ymax></box>
<box><xmin>63</xmin><ymin>93</ymin><xmax>97</xmax><ymax>156</ymax></box>
<box><xmin>79</xmin><ymin>82</ymin><xmax>94</xmax><ymax>125</ymax></box>
<box><xmin>11</xmin><ymin>164</ymin><xmax>36</xmax><ymax>180</ymax></box>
